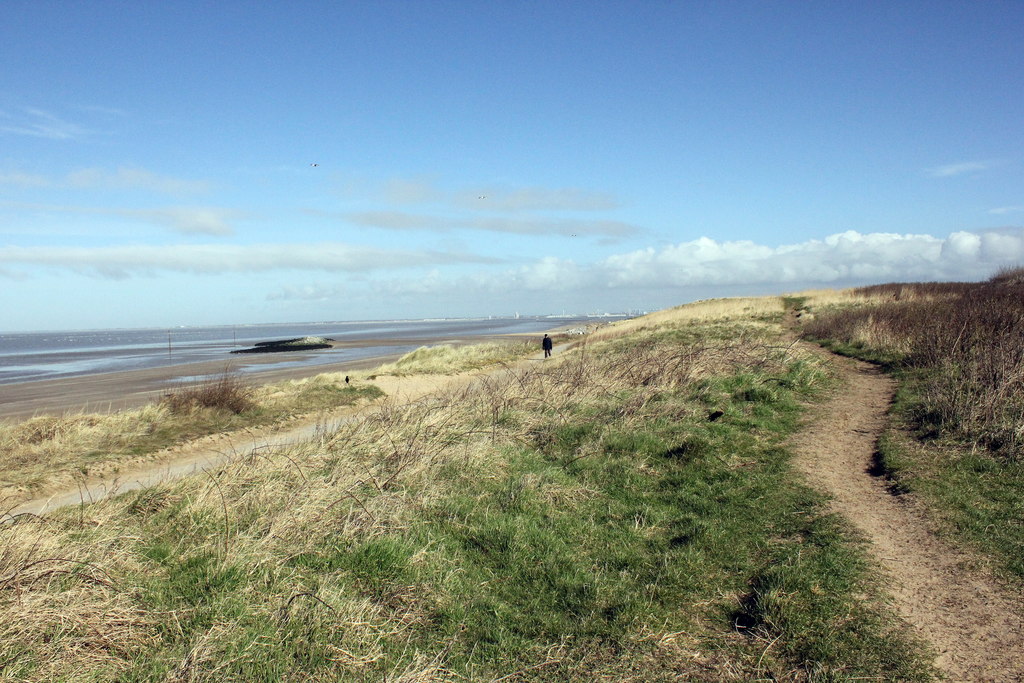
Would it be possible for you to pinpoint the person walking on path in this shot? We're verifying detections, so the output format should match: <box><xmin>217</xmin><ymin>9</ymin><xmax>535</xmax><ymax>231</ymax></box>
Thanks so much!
<box><xmin>542</xmin><ymin>334</ymin><xmax>553</xmax><ymax>358</ymax></box>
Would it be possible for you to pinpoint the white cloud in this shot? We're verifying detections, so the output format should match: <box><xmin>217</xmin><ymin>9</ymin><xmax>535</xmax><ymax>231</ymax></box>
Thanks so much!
<box><xmin>382</xmin><ymin>177</ymin><xmax>445</xmax><ymax>204</ymax></box>
<box><xmin>7</xmin><ymin>229</ymin><xmax>1022</xmax><ymax>309</ymax></box>
<box><xmin>0</xmin><ymin>107</ymin><xmax>93</xmax><ymax>140</ymax></box>
<box><xmin>0</xmin><ymin>165</ymin><xmax>209</xmax><ymax>194</ymax></box>
<box><xmin>1</xmin><ymin>165</ymin><xmax>208</xmax><ymax>194</ymax></box>
<box><xmin>116</xmin><ymin>207</ymin><xmax>241</xmax><ymax>236</ymax></box>
<box><xmin>65</xmin><ymin>167</ymin><xmax>210</xmax><ymax>194</ymax></box>
<box><xmin>344</xmin><ymin>210</ymin><xmax>641</xmax><ymax>238</ymax></box>
<box><xmin>345</xmin><ymin>211</ymin><xmax>450</xmax><ymax>231</ymax></box>
<box><xmin>373</xmin><ymin>228</ymin><xmax>1024</xmax><ymax>300</ymax></box>
<box><xmin>594</xmin><ymin>229</ymin><xmax>1021</xmax><ymax>288</ymax></box>
<box><xmin>0</xmin><ymin>243</ymin><xmax>497</xmax><ymax>278</ymax></box>
<box><xmin>0</xmin><ymin>202</ymin><xmax>243</xmax><ymax>236</ymax></box>
<box><xmin>454</xmin><ymin>186</ymin><xmax>619</xmax><ymax>212</ymax></box>
<box><xmin>474</xmin><ymin>217</ymin><xmax>637</xmax><ymax>237</ymax></box>
<box><xmin>267</xmin><ymin>282</ymin><xmax>350</xmax><ymax>302</ymax></box>
<box><xmin>989</xmin><ymin>206</ymin><xmax>1024</xmax><ymax>215</ymax></box>
<box><xmin>927</xmin><ymin>160</ymin><xmax>998</xmax><ymax>178</ymax></box>
<box><xmin>351</xmin><ymin>176</ymin><xmax>619</xmax><ymax>212</ymax></box>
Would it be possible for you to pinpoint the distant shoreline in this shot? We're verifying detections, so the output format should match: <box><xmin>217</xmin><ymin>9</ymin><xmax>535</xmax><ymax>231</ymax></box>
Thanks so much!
<box><xmin>0</xmin><ymin>326</ymin><xmax>599</xmax><ymax>422</ymax></box>
<box><xmin>0</xmin><ymin>347</ymin><xmax>396</xmax><ymax>422</ymax></box>
<box><xmin>0</xmin><ymin>315</ymin><xmax>618</xmax><ymax>386</ymax></box>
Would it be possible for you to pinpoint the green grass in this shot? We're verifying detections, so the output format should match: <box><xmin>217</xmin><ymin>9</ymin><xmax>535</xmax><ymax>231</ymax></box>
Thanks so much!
<box><xmin>0</xmin><ymin>314</ymin><xmax>934</xmax><ymax>681</ymax></box>
<box><xmin>782</xmin><ymin>295</ymin><xmax>809</xmax><ymax>312</ymax></box>
<box><xmin>874</xmin><ymin>381</ymin><xmax>1024</xmax><ymax>579</ymax></box>
<box><xmin>801</xmin><ymin>335</ymin><xmax>907</xmax><ymax>369</ymax></box>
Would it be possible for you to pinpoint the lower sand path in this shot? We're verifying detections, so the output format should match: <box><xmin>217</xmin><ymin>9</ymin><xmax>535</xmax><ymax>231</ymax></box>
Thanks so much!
<box><xmin>5</xmin><ymin>344</ymin><xmax>566</xmax><ymax>519</ymax></box>
<box><xmin>791</xmin><ymin>343</ymin><xmax>1024</xmax><ymax>681</ymax></box>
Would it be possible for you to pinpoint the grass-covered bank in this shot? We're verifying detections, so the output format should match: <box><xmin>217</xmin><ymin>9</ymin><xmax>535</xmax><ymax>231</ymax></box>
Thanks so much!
<box><xmin>1</xmin><ymin>300</ymin><xmax>933</xmax><ymax>680</ymax></box>
<box><xmin>798</xmin><ymin>272</ymin><xmax>1024</xmax><ymax>580</ymax></box>
<box><xmin>0</xmin><ymin>371</ymin><xmax>383</xmax><ymax>498</ymax></box>
<box><xmin>0</xmin><ymin>341</ymin><xmax>537</xmax><ymax>499</ymax></box>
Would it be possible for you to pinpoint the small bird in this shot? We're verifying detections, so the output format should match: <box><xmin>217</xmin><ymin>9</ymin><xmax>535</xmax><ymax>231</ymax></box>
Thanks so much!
<box><xmin>310</xmin><ymin>163</ymin><xmax>319</xmax><ymax>167</ymax></box>
<box><xmin>478</xmin><ymin>195</ymin><xmax>486</xmax><ymax>199</ymax></box>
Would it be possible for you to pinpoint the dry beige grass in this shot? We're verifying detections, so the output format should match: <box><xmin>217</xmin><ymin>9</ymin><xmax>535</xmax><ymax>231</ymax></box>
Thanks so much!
<box><xmin>0</xmin><ymin>305</ymin><xmax>797</xmax><ymax>507</ymax></box>
<box><xmin>787</xmin><ymin>287</ymin><xmax>864</xmax><ymax>308</ymax></box>
<box><xmin>590</xmin><ymin>296</ymin><xmax>784</xmax><ymax>344</ymax></box>
<box><xmin>1</xmin><ymin>315</ymin><xmax>816</xmax><ymax>680</ymax></box>
<box><xmin>0</xmin><ymin>339</ymin><xmax>528</xmax><ymax>501</ymax></box>
<box><xmin>0</xmin><ymin>340</ymin><xmax>535</xmax><ymax>506</ymax></box>
<box><xmin>369</xmin><ymin>340</ymin><xmax>533</xmax><ymax>376</ymax></box>
<box><xmin>790</xmin><ymin>285</ymin><xmax>969</xmax><ymax>312</ymax></box>
<box><xmin>0</xmin><ymin>404</ymin><xmax>172</xmax><ymax>495</ymax></box>
<box><xmin>0</xmin><ymin>371</ymin><xmax>379</xmax><ymax>500</ymax></box>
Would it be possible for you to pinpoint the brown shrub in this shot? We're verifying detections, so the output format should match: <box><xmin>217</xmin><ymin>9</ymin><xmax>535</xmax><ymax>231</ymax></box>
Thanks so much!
<box><xmin>161</xmin><ymin>371</ymin><xmax>255</xmax><ymax>415</ymax></box>
<box><xmin>990</xmin><ymin>265</ymin><xmax>1024</xmax><ymax>286</ymax></box>
<box><xmin>804</xmin><ymin>278</ymin><xmax>1024</xmax><ymax>457</ymax></box>
<box><xmin>852</xmin><ymin>281</ymin><xmax>974</xmax><ymax>301</ymax></box>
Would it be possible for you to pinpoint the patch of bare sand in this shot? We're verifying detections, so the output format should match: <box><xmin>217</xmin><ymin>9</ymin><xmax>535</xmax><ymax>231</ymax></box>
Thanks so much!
<box><xmin>791</xmin><ymin>343</ymin><xmax>1024</xmax><ymax>681</ymax></box>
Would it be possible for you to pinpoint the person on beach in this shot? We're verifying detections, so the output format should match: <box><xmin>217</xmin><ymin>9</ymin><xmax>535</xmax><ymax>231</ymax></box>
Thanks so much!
<box><xmin>542</xmin><ymin>334</ymin><xmax>553</xmax><ymax>358</ymax></box>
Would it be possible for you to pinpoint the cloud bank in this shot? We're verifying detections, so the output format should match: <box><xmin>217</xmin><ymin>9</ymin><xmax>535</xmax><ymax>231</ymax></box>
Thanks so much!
<box><xmin>344</xmin><ymin>210</ymin><xmax>640</xmax><ymax>238</ymax></box>
<box><xmin>0</xmin><ymin>202</ymin><xmax>243</xmax><ymax>236</ymax></box>
<box><xmin>377</xmin><ymin>178</ymin><xmax>619</xmax><ymax>212</ymax></box>
<box><xmin>4</xmin><ymin>229</ymin><xmax>1022</xmax><ymax>294</ymax></box>
<box><xmin>65</xmin><ymin>167</ymin><xmax>210</xmax><ymax>194</ymax></box>
<box><xmin>0</xmin><ymin>243</ymin><xmax>498</xmax><ymax>279</ymax></box>
<box><xmin>373</xmin><ymin>228</ymin><xmax>1024</xmax><ymax>298</ymax></box>
<box><xmin>0</xmin><ymin>165</ymin><xmax>210</xmax><ymax>195</ymax></box>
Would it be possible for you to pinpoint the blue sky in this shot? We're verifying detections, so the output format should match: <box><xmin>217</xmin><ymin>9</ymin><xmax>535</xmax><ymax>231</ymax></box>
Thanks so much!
<box><xmin>2</xmin><ymin>1</ymin><xmax>1022</xmax><ymax>331</ymax></box>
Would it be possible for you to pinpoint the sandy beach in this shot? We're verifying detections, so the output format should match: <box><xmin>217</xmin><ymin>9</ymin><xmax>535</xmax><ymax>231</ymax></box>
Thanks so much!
<box><xmin>0</xmin><ymin>334</ymin><xmax>533</xmax><ymax>422</ymax></box>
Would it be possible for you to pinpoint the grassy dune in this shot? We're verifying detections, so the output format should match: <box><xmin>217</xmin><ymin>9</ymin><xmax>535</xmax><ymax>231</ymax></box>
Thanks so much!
<box><xmin>369</xmin><ymin>340</ymin><xmax>536</xmax><ymax>376</ymax></box>
<box><xmin>0</xmin><ymin>372</ymin><xmax>385</xmax><ymax>498</ymax></box>
<box><xmin>0</xmin><ymin>341</ymin><xmax>539</xmax><ymax>499</ymax></box>
<box><xmin>1</xmin><ymin>300</ymin><xmax>936</xmax><ymax>681</ymax></box>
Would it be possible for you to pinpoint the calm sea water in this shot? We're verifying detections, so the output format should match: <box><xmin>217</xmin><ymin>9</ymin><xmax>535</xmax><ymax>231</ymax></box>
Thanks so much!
<box><xmin>0</xmin><ymin>316</ymin><xmax>611</xmax><ymax>385</ymax></box>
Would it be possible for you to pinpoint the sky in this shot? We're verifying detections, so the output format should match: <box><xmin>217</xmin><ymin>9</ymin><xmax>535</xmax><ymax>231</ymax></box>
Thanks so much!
<box><xmin>2</xmin><ymin>1</ymin><xmax>1023</xmax><ymax>332</ymax></box>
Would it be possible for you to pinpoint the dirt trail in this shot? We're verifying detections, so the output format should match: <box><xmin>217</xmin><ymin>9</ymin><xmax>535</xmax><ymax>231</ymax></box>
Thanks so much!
<box><xmin>4</xmin><ymin>346</ymin><xmax>566</xmax><ymax>519</ymax></box>
<box><xmin>790</xmin><ymin>343</ymin><xmax>1024</xmax><ymax>681</ymax></box>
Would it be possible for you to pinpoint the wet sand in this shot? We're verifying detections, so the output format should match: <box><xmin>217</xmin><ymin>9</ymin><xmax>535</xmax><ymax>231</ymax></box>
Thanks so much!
<box><xmin>0</xmin><ymin>334</ymin><xmax>527</xmax><ymax>422</ymax></box>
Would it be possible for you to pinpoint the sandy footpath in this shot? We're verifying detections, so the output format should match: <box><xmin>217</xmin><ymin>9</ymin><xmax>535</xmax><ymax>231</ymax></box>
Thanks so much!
<box><xmin>791</xmin><ymin>342</ymin><xmax>1024</xmax><ymax>681</ymax></box>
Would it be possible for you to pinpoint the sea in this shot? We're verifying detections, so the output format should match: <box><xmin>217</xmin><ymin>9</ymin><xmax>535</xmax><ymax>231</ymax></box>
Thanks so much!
<box><xmin>0</xmin><ymin>316</ymin><xmax>615</xmax><ymax>385</ymax></box>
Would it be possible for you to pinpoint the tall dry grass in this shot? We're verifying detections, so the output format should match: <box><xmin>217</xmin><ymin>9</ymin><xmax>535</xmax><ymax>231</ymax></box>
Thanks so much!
<box><xmin>591</xmin><ymin>296</ymin><xmax>784</xmax><ymax>345</ymax></box>
<box><xmin>788</xmin><ymin>283</ymin><xmax>975</xmax><ymax>312</ymax></box>
<box><xmin>370</xmin><ymin>340</ymin><xmax>534</xmax><ymax>376</ymax></box>
<box><xmin>0</xmin><ymin>370</ymin><xmax>380</xmax><ymax>499</ymax></box>
<box><xmin>803</xmin><ymin>275</ymin><xmax>1024</xmax><ymax>457</ymax></box>
<box><xmin>0</xmin><ymin>339</ymin><xmax>534</xmax><ymax>500</ymax></box>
